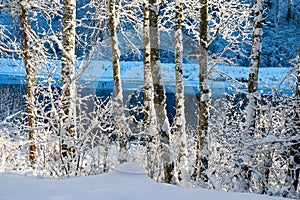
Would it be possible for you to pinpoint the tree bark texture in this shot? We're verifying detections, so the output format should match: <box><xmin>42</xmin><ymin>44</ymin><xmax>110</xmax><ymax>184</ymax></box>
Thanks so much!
<box><xmin>247</xmin><ymin>0</ymin><xmax>264</xmax><ymax>132</ymax></box>
<box><xmin>143</xmin><ymin>0</ymin><xmax>159</xmax><ymax>178</ymax></box>
<box><xmin>108</xmin><ymin>0</ymin><xmax>128</xmax><ymax>163</ymax></box>
<box><xmin>61</xmin><ymin>0</ymin><xmax>77</xmax><ymax>160</ymax></box>
<box><xmin>174</xmin><ymin>0</ymin><xmax>189</xmax><ymax>186</ymax></box>
<box><xmin>21</xmin><ymin>0</ymin><xmax>37</xmax><ymax>168</ymax></box>
<box><xmin>149</xmin><ymin>0</ymin><xmax>174</xmax><ymax>183</ymax></box>
<box><xmin>244</xmin><ymin>0</ymin><xmax>264</xmax><ymax>191</ymax></box>
<box><xmin>193</xmin><ymin>0</ymin><xmax>210</xmax><ymax>186</ymax></box>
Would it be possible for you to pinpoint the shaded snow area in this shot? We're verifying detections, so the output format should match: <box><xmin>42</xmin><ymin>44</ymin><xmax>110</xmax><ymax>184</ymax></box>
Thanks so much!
<box><xmin>0</xmin><ymin>162</ymin><xmax>289</xmax><ymax>200</ymax></box>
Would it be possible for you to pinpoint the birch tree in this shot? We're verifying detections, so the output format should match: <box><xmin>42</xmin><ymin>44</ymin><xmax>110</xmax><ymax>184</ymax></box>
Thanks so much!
<box><xmin>174</xmin><ymin>0</ymin><xmax>189</xmax><ymax>186</ymax></box>
<box><xmin>61</xmin><ymin>0</ymin><xmax>77</xmax><ymax>161</ymax></box>
<box><xmin>192</xmin><ymin>0</ymin><xmax>210</xmax><ymax>185</ymax></box>
<box><xmin>181</xmin><ymin>0</ymin><xmax>251</xmax><ymax>184</ymax></box>
<box><xmin>247</xmin><ymin>0</ymin><xmax>264</xmax><ymax>134</ymax></box>
<box><xmin>108</xmin><ymin>0</ymin><xmax>128</xmax><ymax>163</ymax></box>
<box><xmin>149</xmin><ymin>0</ymin><xmax>173</xmax><ymax>183</ymax></box>
<box><xmin>244</xmin><ymin>0</ymin><xmax>264</xmax><ymax>191</ymax></box>
<box><xmin>20</xmin><ymin>0</ymin><xmax>37</xmax><ymax>167</ymax></box>
<box><xmin>143</xmin><ymin>0</ymin><xmax>159</xmax><ymax>178</ymax></box>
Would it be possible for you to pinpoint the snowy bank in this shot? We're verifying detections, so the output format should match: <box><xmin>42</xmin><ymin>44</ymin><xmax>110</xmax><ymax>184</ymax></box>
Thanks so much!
<box><xmin>0</xmin><ymin>162</ymin><xmax>290</xmax><ymax>200</ymax></box>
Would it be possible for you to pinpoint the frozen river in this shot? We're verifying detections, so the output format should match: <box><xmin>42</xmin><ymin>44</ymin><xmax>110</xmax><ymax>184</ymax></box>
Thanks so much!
<box><xmin>0</xmin><ymin>59</ymin><xmax>294</xmax><ymax>128</ymax></box>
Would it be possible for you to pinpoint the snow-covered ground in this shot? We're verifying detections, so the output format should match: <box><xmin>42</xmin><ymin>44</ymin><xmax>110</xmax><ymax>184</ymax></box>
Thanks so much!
<box><xmin>0</xmin><ymin>162</ymin><xmax>290</xmax><ymax>200</ymax></box>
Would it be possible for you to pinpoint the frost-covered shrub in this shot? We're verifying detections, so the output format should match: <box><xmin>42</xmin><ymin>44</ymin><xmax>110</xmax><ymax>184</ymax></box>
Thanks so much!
<box><xmin>0</xmin><ymin>111</ymin><xmax>28</xmax><ymax>171</ymax></box>
<box><xmin>30</xmin><ymin>84</ymin><xmax>120</xmax><ymax>177</ymax></box>
<box><xmin>0</xmin><ymin>80</ymin><xmax>124</xmax><ymax>176</ymax></box>
<box><xmin>208</xmin><ymin>88</ymin><xmax>299</xmax><ymax>198</ymax></box>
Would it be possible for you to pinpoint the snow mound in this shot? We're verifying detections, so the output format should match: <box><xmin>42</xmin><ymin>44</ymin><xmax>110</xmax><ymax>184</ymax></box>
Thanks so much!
<box><xmin>112</xmin><ymin>162</ymin><xmax>145</xmax><ymax>175</ymax></box>
<box><xmin>0</xmin><ymin>169</ymin><xmax>289</xmax><ymax>200</ymax></box>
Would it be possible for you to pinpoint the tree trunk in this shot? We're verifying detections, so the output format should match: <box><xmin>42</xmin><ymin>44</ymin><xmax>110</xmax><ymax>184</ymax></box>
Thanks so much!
<box><xmin>174</xmin><ymin>0</ymin><xmax>189</xmax><ymax>186</ymax></box>
<box><xmin>149</xmin><ymin>0</ymin><xmax>174</xmax><ymax>183</ymax></box>
<box><xmin>192</xmin><ymin>0</ymin><xmax>210</xmax><ymax>186</ymax></box>
<box><xmin>247</xmin><ymin>0</ymin><xmax>264</xmax><ymax>131</ymax></box>
<box><xmin>21</xmin><ymin>0</ymin><xmax>37</xmax><ymax>168</ymax></box>
<box><xmin>286</xmin><ymin>47</ymin><xmax>300</xmax><ymax>195</ymax></box>
<box><xmin>108</xmin><ymin>0</ymin><xmax>128</xmax><ymax>163</ymax></box>
<box><xmin>244</xmin><ymin>0</ymin><xmax>264</xmax><ymax>192</ymax></box>
<box><xmin>143</xmin><ymin>0</ymin><xmax>159</xmax><ymax>178</ymax></box>
<box><xmin>61</xmin><ymin>0</ymin><xmax>77</xmax><ymax>163</ymax></box>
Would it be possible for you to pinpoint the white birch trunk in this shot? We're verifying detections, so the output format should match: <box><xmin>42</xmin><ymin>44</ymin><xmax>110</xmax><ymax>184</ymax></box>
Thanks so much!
<box><xmin>243</xmin><ymin>0</ymin><xmax>264</xmax><ymax>191</ymax></box>
<box><xmin>21</xmin><ymin>0</ymin><xmax>37</xmax><ymax>168</ymax></box>
<box><xmin>108</xmin><ymin>0</ymin><xmax>128</xmax><ymax>163</ymax></box>
<box><xmin>61</xmin><ymin>0</ymin><xmax>77</xmax><ymax>161</ymax></box>
<box><xmin>143</xmin><ymin>0</ymin><xmax>159</xmax><ymax>178</ymax></box>
<box><xmin>192</xmin><ymin>0</ymin><xmax>210</xmax><ymax>186</ymax></box>
<box><xmin>149</xmin><ymin>0</ymin><xmax>174</xmax><ymax>183</ymax></box>
<box><xmin>246</xmin><ymin>0</ymin><xmax>264</xmax><ymax>132</ymax></box>
<box><xmin>174</xmin><ymin>0</ymin><xmax>189</xmax><ymax>187</ymax></box>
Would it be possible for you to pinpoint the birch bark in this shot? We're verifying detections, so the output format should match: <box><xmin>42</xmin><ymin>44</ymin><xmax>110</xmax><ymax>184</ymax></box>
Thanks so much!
<box><xmin>243</xmin><ymin>0</ymin><xmax>264</xmax><ymax>191</ymax></box>
<box><xmin>192</xmin><ymin>0</ymin><xmax>210</xmax><ymax>186</ymax></box>
<box><xmin>174</xmin><ymin>0</ymin><xmax>189</xmax><ymax>186</ymax></box>
<box><xmin>61</xmin><ymin>0</ymin><xmax>77</xmax><ymax>161</ymax></box>
<box><xmin>108</xmin><ymin>0</ymin><xmax>128</xmax><ymax>163</ymax></box>
<box><xmin>21</xmin><ymin>0</ymin><xmax>37</xmax><ymax>168</ymax></box>
<box><xmin>143</xmin><ymin>0</ymin><xmax>159</xmax><ymax>178</ymax></box>
<box><xmin>149</xmin><ymin>0</ymin><xmax>173</xmax><ymax>183</ymax></box>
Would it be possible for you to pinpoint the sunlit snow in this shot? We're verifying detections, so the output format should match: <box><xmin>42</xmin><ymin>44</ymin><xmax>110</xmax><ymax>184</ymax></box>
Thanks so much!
<box><xmin>0</xmin><ymin>162</ymin><xmax>289</xmax><ymax>200</ymax></box>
